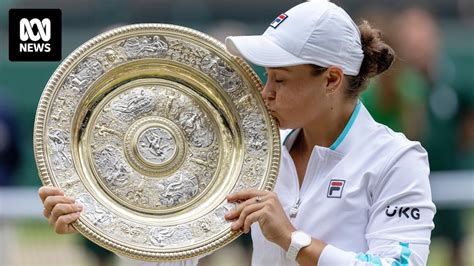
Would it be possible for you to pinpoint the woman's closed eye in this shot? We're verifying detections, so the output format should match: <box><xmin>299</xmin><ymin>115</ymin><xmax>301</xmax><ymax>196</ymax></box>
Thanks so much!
<box><xmin>265</xmin><ymin>70</ymin><xmax>287</xmax><ymax>84</ymax></box>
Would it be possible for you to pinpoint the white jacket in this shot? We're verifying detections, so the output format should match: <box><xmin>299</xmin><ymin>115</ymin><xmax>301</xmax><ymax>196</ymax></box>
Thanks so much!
<box><xmin>251</xmin><ymin>101</ymin><xmax>436</xmax><ymax>266</ymax></box>
<box><xmin>125</xmin><ymin>101</ymin><xmax>436</xmax><ymax>266</ymax></box>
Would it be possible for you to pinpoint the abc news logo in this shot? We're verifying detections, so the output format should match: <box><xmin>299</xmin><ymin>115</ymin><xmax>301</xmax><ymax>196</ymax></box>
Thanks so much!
<box><xmin>9</xmin><ymin>9</ymin><xmax>61</xmax><ymax>61</ymax></box>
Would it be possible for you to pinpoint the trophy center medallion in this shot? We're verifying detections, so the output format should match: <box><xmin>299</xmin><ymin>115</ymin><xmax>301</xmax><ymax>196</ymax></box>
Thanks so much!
<box><xmin>124</xmin><ymin>116</ymin><xmax>187</xmax><ymax>177</ymax></box>
<box><xmin>136</xmin><ymin>127</ymin><xmax>177</xmax><ymax>165</ymax></box>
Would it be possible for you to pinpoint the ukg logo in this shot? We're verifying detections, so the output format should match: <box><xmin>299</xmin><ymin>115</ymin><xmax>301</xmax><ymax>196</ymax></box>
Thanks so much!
<box><xmin>9</xmin><ymin>9</ymin><xmax>61</xmax><ymax>61</ymax></box>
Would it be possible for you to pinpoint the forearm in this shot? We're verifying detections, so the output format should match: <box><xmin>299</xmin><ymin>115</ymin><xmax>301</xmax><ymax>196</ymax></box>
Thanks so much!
<box><xmin>296</xmin><ymin>239</ymin><xmax>327</xmax><ymax>266</ymax></box>
<box><xmin>274</xmin><ymin>230</ymin><xmax>326</xmax><ymax>266</ymax></box>
<box><xmin>277</xmin><ymin>235</ymin><xmax>429</xmax><ymax>266</ymax></box>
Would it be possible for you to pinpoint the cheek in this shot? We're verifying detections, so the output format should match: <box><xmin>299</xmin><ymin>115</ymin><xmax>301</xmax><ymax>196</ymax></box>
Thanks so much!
<box><xmin>279</xmin><ymin>86</ymin><xmax>318</xmax><ymax>111</ymax></box>
<box><xmin>274</xmin><ymin>92</ymin><xmax>311</xmax><ymax>124</ymax></box>
<box><xmin>276</xmin><ymin>86</ymin><xmax>325</xmax><ymax>124</ymax></box>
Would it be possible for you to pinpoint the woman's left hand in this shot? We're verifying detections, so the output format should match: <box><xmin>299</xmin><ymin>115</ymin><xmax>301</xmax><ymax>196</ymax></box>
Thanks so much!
<box><xmin>225</xmin><ymin>189</ymin><xmax>295</xmax><ymax>249</ymax></box>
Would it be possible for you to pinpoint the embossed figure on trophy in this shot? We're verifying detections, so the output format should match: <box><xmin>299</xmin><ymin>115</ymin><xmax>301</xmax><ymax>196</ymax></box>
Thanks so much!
<box><xmin>200</xmin><ymin>54</ymin><xmax>220</xmax><ymax>75</ymax></box>
<box><xmin>162</xmin><ymin>90</ymin><xmax>181</xmax><ymax>118</ymax></box>
<box><xmin>66</xmin><ymin>58</ymin><xmax>104</xmax><ymax>94</ymax></box>
<box><xmin>139</xmin><ymin>36</ymin><xmax>168</xmax><ymax>57</ymax></box>
<box><xmin>123</xmin><ymin>36</ymin><xmax>168</xmax><ymax>59</ymax></box>
<box><xmin>113</xmin><ymin>91</ymin><xmax>149</xmax><ymax>113</ymax></box>
<box><xmin>51</xmin><ymin>96</ymin><xmax>68</xmax><ymax>122</ymax></box>
<box><xmin>200</xmin><ymin>54</ymin><xmax>241</xmax><ymax>92</ymax></box>
<box><xmin>150</xmin><ymin>228</ymin><xmax>174</xmax><ymax>247</ymax></box>
<box><xmin>101</xmin><ymin>48</ymin><xmax>126</xmax><ymax>68</ymax></box>
<box><xmin>179</xmin><ymin>109</ymin><xmax>214</xmax><ymax>148</ymax></box>
<box><xmin>236</xmin><ymin>94</ymin><xmax>258</xmax><ymax>114</ymax></box>
<box><xmin>200</xmin><ymin>220</ymin><xmax>211</xmax><ymax>233</ymax></box>
<box><xmin>60</xmin><ymin>179</ymin><xmax>81</xmax><ymax>191</ymax></box>
<box><xmin>125</xmin><ymin>187</ymin><xmax>150</xmax><ymax>206</ymax></box>
<box><xmin>90</xmin><ymin>207</ymin><xmax>112</xmax><ymax>226</ymax></box>
<box><xmin>159</xmin><ymin>172</ymin><xmax>199</xmax><ymax>207</ymax></box>
<box><xmin>139</xmin><ymin>129</ymin><xmax>174</xmax><ymax>163</ymax></box>
<box><xmin>169</xmin><ymin>41</ymin><xmax>206</xmax><ymax>66</ymax></box>
<box><xmin>76</xmin><ymin>195</ymin><xmax>113</xmax><ymax>227</ymax></box>
<box><xmin>111</xmin><ymin>89</ymin><xmax>154</xmax><ymax>121</ymax></box>
<box><xmin>96</xmin><ymin>123</ymin><xmax>122</xmax><ymax>138</ymax></box>
<box><xmin>119</xmin><ymin>223</ymin><xmax>148</xmax><ymax>243</ymax></box>
<box><xmin>242</xmin><ymin>156</ymin><xmax>264</xmax><ymax>188</ymax></box>
<box><xmin>123</xmin><ymin>37</ymin><xmax>142</xmax><ymax>59</ymax></box>
<box><xmin>216</xmin><ymin>61</ymin><xmax>240</xmax><ymax>92</ymax></box>
<box><xmin>243</xmin><ymin>112</ymin><xmax>267</xmax><ymax>152</ymax></box>
<box><xmin>48</xmin><ymin>129</ymin><xmax>72</xmax><ymax>170</ymax></box>
<box><xmin>96</xmin><ymin>146</ymin><xmax>130</xmax><ymax>187</ymax></box>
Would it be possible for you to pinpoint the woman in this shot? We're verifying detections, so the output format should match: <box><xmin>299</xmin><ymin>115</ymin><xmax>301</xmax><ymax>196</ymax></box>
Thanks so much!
<box><xmin>39</xmin><ymin>1</ymin><xmax>435</xmax><ymax>265</ymax></box>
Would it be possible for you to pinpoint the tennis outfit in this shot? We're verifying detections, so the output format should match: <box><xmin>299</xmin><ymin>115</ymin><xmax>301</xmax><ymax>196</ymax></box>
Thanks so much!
<box><xmin>251</xmin><ymin>101</ymin><xmax>436</xmax><ymax>266</ymax></box>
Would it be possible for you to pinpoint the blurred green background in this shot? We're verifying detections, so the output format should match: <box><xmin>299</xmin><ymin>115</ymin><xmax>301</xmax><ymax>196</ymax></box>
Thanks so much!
<box><xmin>0</xmin><ymin>0</ymin><xmax>473</xmax><ymax>265</ymax></box>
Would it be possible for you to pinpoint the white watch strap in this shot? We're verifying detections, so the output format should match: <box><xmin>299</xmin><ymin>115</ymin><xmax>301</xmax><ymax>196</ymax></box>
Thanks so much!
<box><xmin>287</xmin><ymin>244</ymin><xmax>300</xmax><ymax>261</ymax></box>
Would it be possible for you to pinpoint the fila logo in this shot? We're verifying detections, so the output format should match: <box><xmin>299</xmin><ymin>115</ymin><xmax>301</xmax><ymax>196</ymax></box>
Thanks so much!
<box><xmin>327</xmin><ymin>179</ymin><xmax>345</xmax><ymax>198</ymax></box>
<box><xmin>20</xmin><ymin>18</ymin><xmax>51</xmax><ymax>41</ymax></box>
<box><xmin>385</xmin><ymin>206</ymin><xmax>420</xmax><ymax>220</ymax></box>
<box><xmin>270</xmin><ymin>13</ymin><xmax>288</xmax><ymax>28</ymax></box>
<box><xmin>9</xmin><ymin>9</ymin><xmax>61</xmax><ymax>61</ymax></box>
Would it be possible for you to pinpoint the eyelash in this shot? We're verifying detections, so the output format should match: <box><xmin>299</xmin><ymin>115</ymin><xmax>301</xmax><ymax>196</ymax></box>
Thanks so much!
<box><xmin>264</xmin><ymin>73</ymin><xmax>284</xmax><ymax>83</ymax></box>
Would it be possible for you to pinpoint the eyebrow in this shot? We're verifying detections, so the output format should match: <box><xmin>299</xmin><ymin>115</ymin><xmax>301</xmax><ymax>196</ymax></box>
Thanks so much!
<box><xmin>267</xmin><ymin>67</ymin><xmax>292</xmax><ymax>72</ymax></box>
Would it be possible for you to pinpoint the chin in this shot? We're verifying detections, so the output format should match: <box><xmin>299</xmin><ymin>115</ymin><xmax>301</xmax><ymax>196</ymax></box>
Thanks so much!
<box><xmin>277</xmin><ymin>120</ymin><xmax>300</xmax><ymax>130</ymax></box>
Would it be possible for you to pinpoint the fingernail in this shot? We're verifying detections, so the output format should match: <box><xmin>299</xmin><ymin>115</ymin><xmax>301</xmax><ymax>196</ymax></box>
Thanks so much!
<box><xmin>76</xmin><ymin>203</ymin><xmax>84</xmax><ymax>209</ymax></box>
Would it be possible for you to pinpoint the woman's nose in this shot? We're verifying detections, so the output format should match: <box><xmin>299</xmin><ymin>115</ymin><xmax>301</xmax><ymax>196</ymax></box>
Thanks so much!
<box><xmin>261</xmin><ymin>82</ymin><xmax>276</xmax><ymax>100</ymax></box>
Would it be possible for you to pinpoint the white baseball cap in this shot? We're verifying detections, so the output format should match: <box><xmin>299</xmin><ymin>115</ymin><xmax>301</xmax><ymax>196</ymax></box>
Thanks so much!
<box><xmin>225</xmin><ymin>0</ymin><xmax>364</xmax><ymax>76</ymax></box>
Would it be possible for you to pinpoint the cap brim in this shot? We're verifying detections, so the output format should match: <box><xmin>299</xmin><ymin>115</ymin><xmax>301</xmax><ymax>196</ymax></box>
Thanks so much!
<box><xmin>225</xmin><ymin>35</ymin><xmax>311</xmax><ymax>67</ymax></box>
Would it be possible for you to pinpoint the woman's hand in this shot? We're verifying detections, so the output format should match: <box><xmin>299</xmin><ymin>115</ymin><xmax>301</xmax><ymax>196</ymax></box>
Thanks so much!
<box><xmin>38</xmin><ymin>186</ymin><xmax>83</xmax><ymax>234</ymax></box>
<box><xmin>225</xmin><ymin>189</ymin><xmax>295</xmax><ymax>250</ymax></box>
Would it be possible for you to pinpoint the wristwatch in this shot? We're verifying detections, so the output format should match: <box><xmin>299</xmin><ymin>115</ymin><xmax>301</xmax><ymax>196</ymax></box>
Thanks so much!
<box><xmin>286</xmin><ymin>230</ymin><xmax>312</xmax><ymax>261</ymax></box>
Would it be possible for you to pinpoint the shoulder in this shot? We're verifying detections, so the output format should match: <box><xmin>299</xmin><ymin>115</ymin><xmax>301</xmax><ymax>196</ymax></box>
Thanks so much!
<box><xmin>348</xmin><ymin>111</ymin><xmax>430</xmax><ymax>187</ymax></box>
<box><xmin>363</xmin><ymin>124</ymin><xmax>431</xmax><ymax>197</ymax></box>
<box><xmin>372</xmin><ymin>124</ymin><xmax>428</xmax><ymax>170</ymax></box>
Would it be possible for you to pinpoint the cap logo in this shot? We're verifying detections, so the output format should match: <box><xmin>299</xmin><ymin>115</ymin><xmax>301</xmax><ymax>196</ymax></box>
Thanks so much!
<box><xmin>270</xmin><ymin>13</ymin><xmax>288</xmax><ymax>29</ymax></box>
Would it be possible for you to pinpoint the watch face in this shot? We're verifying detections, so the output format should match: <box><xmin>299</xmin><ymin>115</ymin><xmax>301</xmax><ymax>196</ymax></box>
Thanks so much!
<box><xmin>294</xmin><ymin>231</ymin><xmax>312</xmax><ymax>246</ymax></box>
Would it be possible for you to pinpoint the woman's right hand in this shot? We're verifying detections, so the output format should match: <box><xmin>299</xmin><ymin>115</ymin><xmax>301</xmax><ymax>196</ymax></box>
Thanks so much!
<box><xmin>38</xmin><ymin>186</ymin><xmax>83</xmax><ymax>234</ymax></box>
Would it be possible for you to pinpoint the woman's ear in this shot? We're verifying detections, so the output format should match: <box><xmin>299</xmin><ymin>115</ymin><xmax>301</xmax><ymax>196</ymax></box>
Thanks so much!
<box><xmin>325</xmin><ymin>66</ymin><xmax>344</xmax><ymax>95</ymax></box>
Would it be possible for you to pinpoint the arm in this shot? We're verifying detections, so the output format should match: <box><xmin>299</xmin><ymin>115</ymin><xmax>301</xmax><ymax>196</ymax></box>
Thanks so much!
<box><xmin>225</xmin><ymin>190</ymin><xmax>327</xmax><ymax>265</ymax></box>
<box><xmin>38</xmin><ymin>186</ymin><xmax>201</xmax><ymax>266</ymax></box>
<box><xmin>226</xmin><ymin>144</ymin><xmax>435</xmax><ymax>266</ymax></box>
<box><xmin>316</xmin><ymin>145</ymin><xmax>435</xmax><ymax>266</ymax></box>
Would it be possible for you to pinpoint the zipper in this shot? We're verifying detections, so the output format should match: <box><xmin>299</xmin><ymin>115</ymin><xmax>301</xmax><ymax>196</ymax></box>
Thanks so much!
<box><xmin>283</xmin><ymin>140</ymin><xmax>301</xmax><ymax>220</ymax></box>
<box><xmin>289</xmin><ymin>197</ymin><xmax>301</xmax><ymax>219</ymax></box>
<box><xmin>285</xmin><ymin>142</ymin><xmax>320</xmax><ymax>220</ymax></box>
<box><xmin>284</xmin><ymin>129</ymin><xmax>320</xmax><ymax>220</ymax></box>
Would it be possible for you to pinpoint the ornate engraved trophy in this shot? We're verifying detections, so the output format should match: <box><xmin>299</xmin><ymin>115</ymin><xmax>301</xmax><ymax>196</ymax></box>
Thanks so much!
<box><xmin>33</xmin><ymin>24</ymin><xmax>280</xmax><ymax>261</ymax></box>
